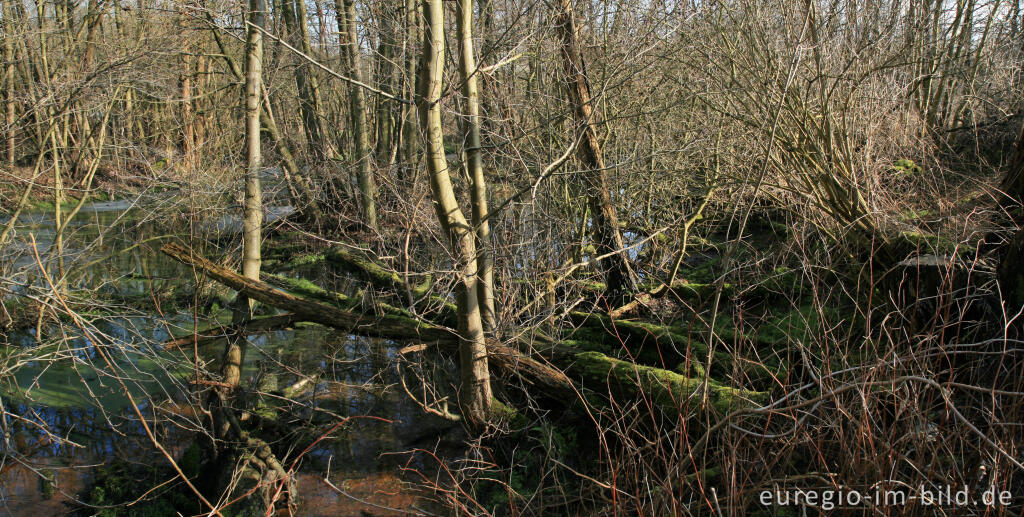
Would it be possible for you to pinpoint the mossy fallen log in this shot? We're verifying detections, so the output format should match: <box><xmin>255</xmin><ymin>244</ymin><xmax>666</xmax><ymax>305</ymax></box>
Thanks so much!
<box><xmin>566</xmin><ymin>312</ymin><xmax>731</xmax><ymax>375</ymax></box>
<box><xmin>160</xmin><ymin>243</ymin><xmax>764</xmax><ymax>418</ymax></box>
<box><xmin>304</xmin><ymin>246</ymin><xmax>785</xmax><ymax>395</ymax></box>
<box><xmin>324</xmin><ymin>248</ymin><xmax>735</xmax><ymax>373</ymax></box>
<box><xmin>326</xmin><ymin>247</ymin><xmax>434</xmax><ymax>299</ymax></box>
<box><xmin>564</xmin><ymin>312</ymin><xmax>794</xmax><ymax>391</ymax></box>
<box><xmin>265</xmin><ymin>252</ymin><xmax>326</xmax><ymax>272</ymax></box>
<box><xmin>567</xmin><ymin>351</ymin><xmax>765</xmax><ymax>414</ymax></box>
<box><xmin>162</xmin><ymin>243</ymin><xmax>460</xmax><ymax>344</ymax></box>
<box><xmin>161</xmin><ymin>243</ymin><xmax>578</xmax><ymax>402</ymax></box>
<box><xmin>324</xmin><ymin>247</ymin><xmax>457</xmax><ymax>323</ymax></box>
<box><xmin>262</xmin><ymin>272</ymin><xmax>415</xmax><ymax>320</ymax></box>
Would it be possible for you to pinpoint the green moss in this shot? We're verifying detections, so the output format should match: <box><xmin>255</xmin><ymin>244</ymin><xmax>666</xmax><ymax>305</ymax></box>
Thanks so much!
<box><xmin>888</xmin><ymin>158</ymin><xmax>922</xmax><ymax>175</ymax></box>
<box><xmin>285</xmin><ymin>253</ymin><xmax>325</xmax><ymax>268</ymax></box>
<box><xmin>570</xmin><ymin>351</ymin><xmax>765</xmax><ymax>414</ymax></box>
<box><xmin>39</xmin><ymin>469</ymin><xmax>55</xmax><ymax>499</ymax></box>
<box><xmin>489</xmin><ymin>398</ymin><xmax>528</xmax><ymax>428</ymax></box>
<box><xmin>752</xmin><ymin>303</ymin><xmax>856</xmax><ymax>352</ymax></box>
<box><xmin>326</xmin><ymin>248</ymin><xmax>433</xmax><ymax>298</ymax></box>
<box><xmin>666</xmin><ymin>281</ymin><xmax>726</xmax><ymax>302</ymax></box>
<box><xmin>569</xmin><ymin>313</ymin><xmax>733</xmax><ymax>371</ymax></box>
<box><xmin>28</xmin><ymin>198</ymin><xmax>83</xmax><ymax>212</ymax></box>
<box><xmin>575</xmin><ymin>279</ymin><xmax>606</xmax><ymax>293</ymax></box>
<box><xmin>896</xmin><ymin>231</ymin><xmax>962</xmax><ymax>255</ymax></box>
<box><xmin>179</xmin><ymin>442</ymin><xmax>202</xmax><ymax>481</ymax></box>
<box><xmin>263</xmin><ymin>273</ymin><xmax>358</xmax><ymax>311</ymax></box>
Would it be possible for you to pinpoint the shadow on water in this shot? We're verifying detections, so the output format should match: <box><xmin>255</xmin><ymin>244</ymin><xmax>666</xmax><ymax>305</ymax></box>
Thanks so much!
<box><xmin>0</xmin><ymin>199</ymin><xmax>459</xmax><ymax>515</ymax></box>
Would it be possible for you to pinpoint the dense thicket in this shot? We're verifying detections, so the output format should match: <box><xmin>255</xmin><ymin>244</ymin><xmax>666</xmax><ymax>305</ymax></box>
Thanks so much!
<box><xmin>2</xmin><ymin>0</ymin><xmax>1024</xmax><ymax>514</ymax></box>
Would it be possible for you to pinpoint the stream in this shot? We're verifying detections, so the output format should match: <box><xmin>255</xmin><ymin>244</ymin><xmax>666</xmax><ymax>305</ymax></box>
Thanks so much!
<box><xmin>0</xmin><ymin>198</ymin><xmax>458</xmax><ymax>515</ymax></box>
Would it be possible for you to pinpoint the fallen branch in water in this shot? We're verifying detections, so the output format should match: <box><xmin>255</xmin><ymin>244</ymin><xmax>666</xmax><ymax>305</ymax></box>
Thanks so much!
<box><xmin>160</xmin><ymin>242</ymin><xmax>764</xmax><ymax>416</ymax></box>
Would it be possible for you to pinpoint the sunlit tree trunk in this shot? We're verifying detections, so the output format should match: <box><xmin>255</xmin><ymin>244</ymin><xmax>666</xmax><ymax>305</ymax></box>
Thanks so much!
<box><xmin>456</xmin><ymin>0</ymin><xmax>495</xmax><ymax>332</ymax></box>
<box><xmin>50</xmin><ymin>129</ymin><xmax>65</xmax><ymax>290</ymax></box>
<box><xmin>224</xmin><ymin>0</ymin><xmax>266</xmax><ymax>394</ymax></box>
<box><xmin>419</xmin><ymin>0</ymin><xmax>492</xmax><ymax>424</ymax></box>
<box><xmin>243</xmin><ymin>0</ymin><xmax>264</xmax><ymax>287</ymax></box>
<box><xmin>194</xmin><ymin>53</ymin><xmax>208</xmax><ymax>153</ymax></box>
<box><xmin>553</xmin><ymin>0</ymin><xmax>636</xmax><ymax>302</ymax></box>
<box><xmin>337</xmin><ymin>0</ymin><xmax>377</xmax><ymax>231</ymax></box>
<box><xmin>207</xmin><ymin>13</ymin><xmax>319</xmax><ymax>222</ymax></box>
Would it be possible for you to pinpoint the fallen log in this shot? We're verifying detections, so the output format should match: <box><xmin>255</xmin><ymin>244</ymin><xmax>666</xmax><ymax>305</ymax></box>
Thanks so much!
<box><xmin>325</xmin><ymin>247</ymin><xmax>434</xmax><ymax>299</ymax></box>
<box><xmin>160</xmin><ymin>243</ymin><xmax>765</xmax><ymax>416</ymax></box>
<box><xmin>162</xmin><ymin>243</ymin><xmax>460</xmax><ymax>343</ymax></box>
<box><xmin>567</xmin><ymin>351</ymin><xmax>759</xmax><ymax>414</ymax></box>
<box><xmin>325</xmin><ymin>247</ymin><xmax>455</xmax><ymax>321</ymax></box>
<box><xmin>324</xmin><ymin>247</ymin><xmax>727</xmax><ymax>367</ymax></box>
<box><xmin>161</xmin><ymin>243</ymin><xmax>578</xmax><ymax>402</ymax></box>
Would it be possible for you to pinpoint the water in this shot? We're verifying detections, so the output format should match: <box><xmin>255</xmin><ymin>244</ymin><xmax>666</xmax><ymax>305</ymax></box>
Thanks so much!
<box><xmin>0</xmin><ymin>198</ymin><xmax>457</xmax><ymax>515</ymax></box>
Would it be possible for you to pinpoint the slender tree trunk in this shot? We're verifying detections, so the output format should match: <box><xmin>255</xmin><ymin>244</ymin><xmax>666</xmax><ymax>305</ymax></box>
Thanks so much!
<box><xmin>224</xmin><ymin>0</ymin><xmax>266</xmax><ymax>394</ymax></box>
<box><xmin>282</xmin><ymin>0</ymin><xmax>327</xmax><ymax>163</ymax></box>
<box><xmin>419</xmin><ymin>0</ymin><xmax>492</xmax><ymax>424</ymax></box>
<box><xmin>456</xmin><ymin>0</ymin><xmax>495</xmax><ymax>333</ymax></box>
<box><xmin>399</xmin><ymin>0</ymin><xmax>419</xmax><ymax>176</ymax></box>
<box><xmin>243</xmin><ymin>0</ymin><xmax>265</xmax><ymax>295</ymax></box>
<box><xmin>50</xmin><ymin>128</ymin><xmax>65</xmax><ymax>290</ymax></box>
<box><xmin>194</xmin><ymin>54</ymin><xmax>208</xmax><ymax>152</ymax></box>
<box><xmin>374</xmin><ymin>2</ymin><xmax>398</xmax><ymax>164</ymax></box>
<box><xmin>2</xmin><ymin>0</ymin><xmax>15</xmax><ymax>165</ymax></box>
<box><xmin>337</xmin><ymin>0</ymin><xmax>377</xmax><ymax>231</ymax></box>
<box><xmin>207</xmin><ymin>13</ymin><xmax>319</xmax><ymax>222</ymax></box>
<box><xmin>553</xmin><ymin>0</ymin><xmax>636</xmax><ymax>303</ymax></box>
<box><xmin>179</xmin><ymin>8</ymin><xmax>195</xmax><ymax>166</ymax></box>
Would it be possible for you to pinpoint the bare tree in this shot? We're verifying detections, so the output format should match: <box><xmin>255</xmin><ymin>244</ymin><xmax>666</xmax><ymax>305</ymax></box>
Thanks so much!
<box><xmin>456</xmin><ymin>0</ymin><xmax>496</xmax><ymax>332</ymax></box>
<box><xmin>1</xmin><ymin>0</ymin><xmax>15</xmax><ymax>165</ymax></box>
<box><xmin>337</xmin><ymin>0</ymin><xmax>377</xmax><ymax>231</ymax></box>
<box><xmin>225</xmin><ymin>0</ymin><xmax>266</xmax><ymax>393</ymax></box>
<box><xmin>554</xmin><ymin>0</ymin><xmax>636</xmax><ymax>302</ymax></box>
<box><xmin>281</xmin><ymin>0</ymin><xmax>328</xmax><ymax>163</ymax></box>
<box><xmin>419</xmin><ymin>0</ymin><xmax>492</xmax><ymax>424</ymax></box>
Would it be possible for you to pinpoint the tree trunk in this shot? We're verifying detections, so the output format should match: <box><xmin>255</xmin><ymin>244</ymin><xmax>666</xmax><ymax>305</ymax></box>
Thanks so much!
<box><xmin>160</xmin><ymin>243</ymin><xmax>763</xmax><ymax>416</ymax></box>
<box><xmin>553</xmin><ymin>0</ymin><xmax>636</xmax><ymax>303</ymax></box>
<box><xmin>2</xmin><ymin>0</ymin><xmax>15</xmax><ymax>165</ymax></box>
<box><xmin>207</xmin><ymin>13</ymin><xmax>320</xmax><ymax>222</ymax></box>
<box><xmin>226</xmin><ymin>0</ymin><xmax>266</xmax><ymax>393</ymax></box>
<box><xmin>456</xmin><ymin>0</ymin><xmax>496</xmax><ymax>333</ymax></box>
<box><xmin>374</xmin><ymin>2</ymin><xmax>398</xmax><ymax>165</ymax></box>
<box><xmin>179</xmin><ymin>7</ymin><xmax>195</xmax><ymax>166</ymax></box>
<box><xmin>337</xmin><ymin>0</ymin><xmax>377</xmax><ymax>231</ymax></box>
<box><xmin>398</xmin><ymin>0</ymin><xmax>420</xmax><ymax>177</ymax></box>
<box><xmin>419</xmin><ymin>0</ymin><xmax>492</xmax><ymax>424</ymax></box>
<box><xmin>281</xmin><ymin>0</ymin><xmax>327</xmax><ymax>163</ymax></box>
<box><xmin>243</xmin><ymin>0</ymin><xmax>265</xmax><ymax>288</ymax></box>
<box><xmin>999</xmin><ymin>120</ymin><xmax>1024</xmax><ymax>322</ymax></box>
